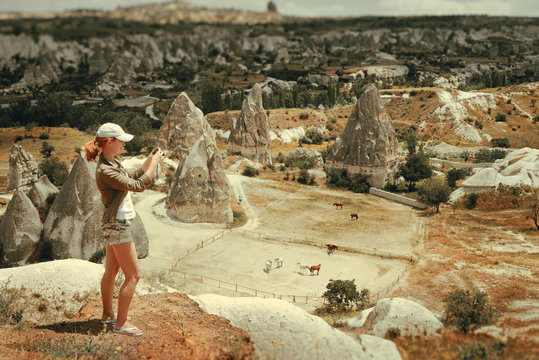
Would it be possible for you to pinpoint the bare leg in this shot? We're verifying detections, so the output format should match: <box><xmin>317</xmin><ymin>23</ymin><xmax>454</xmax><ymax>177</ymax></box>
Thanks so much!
<box><xmin>101</xmin><ymin>242</ymin><xmax>120</xmax><ymax>321</ymax></box>
<box><xmin>112</xmin><ymin>242</ymin><xmax>141</xmax><ymax>331</ymax></box>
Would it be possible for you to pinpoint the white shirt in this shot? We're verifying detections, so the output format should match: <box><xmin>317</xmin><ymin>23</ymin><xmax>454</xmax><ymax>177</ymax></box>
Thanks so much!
<box><xmin>116</xmin><ymin>192</ymin><xmax>136</xmax><ymax>220</ymax></box>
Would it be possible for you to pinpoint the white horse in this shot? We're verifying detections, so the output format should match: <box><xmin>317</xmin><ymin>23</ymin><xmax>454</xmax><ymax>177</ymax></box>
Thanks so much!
<box><xmin>297</xmin><ymin>262</ymin><xmax>309</xmax><ymax>275</ymax></box>
<box><xmin>274</xmin><ymin>257</ymin><xmax>283</xmax><ymax>268</ymax></box>
<box><xmin>264</xmin><ymin>259</ymin><xmax>273</xmax><ymax>273</ymax></box>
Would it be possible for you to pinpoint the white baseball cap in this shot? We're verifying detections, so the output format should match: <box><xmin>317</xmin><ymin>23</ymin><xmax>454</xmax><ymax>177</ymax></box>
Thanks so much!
<box><xmin>96</xmin><ymin>123</ymin><xmax>134</xmax><ymax>142</ymax></box>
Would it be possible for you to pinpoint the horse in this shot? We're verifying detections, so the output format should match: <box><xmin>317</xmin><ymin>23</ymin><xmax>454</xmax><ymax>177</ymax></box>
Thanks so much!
<box><xmin>274</xmin><ymin>257</ymin><xmax>283</xmax><ymax>268</ymax></box>
<box><xmin>264</xmin><ymin>259</ymin><xmax>273</xmax><ymax>273</ymax></box>
<box><xmin>297</xmin><ymin>262</ymin><xmax>309</xmax><ymax>275</ymax></box>
<box><xmin>333</xmin><ymin>202</ymin><xmax>343</xmax><ymax>210</ymax></box>
<box><xmin>326</xmin><ymin>244</ymin><xmax>338</xmax><ymax>255</ymax></box>
<box><xmin>350</xmin><ymin>213</ymin><xmax>358</xmax><ymax>220</ymax></box>
<box><xmin>309</xmin><ymin>264</ymin><xmax>321</xmax><ymax>275</ymax></box>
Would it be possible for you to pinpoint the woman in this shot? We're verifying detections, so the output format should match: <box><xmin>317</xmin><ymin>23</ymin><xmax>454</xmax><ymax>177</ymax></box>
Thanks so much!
<box><xmin>83</xmin><ymin>122</ymin><xmax>164</xmax><ymax>337</ymax></box>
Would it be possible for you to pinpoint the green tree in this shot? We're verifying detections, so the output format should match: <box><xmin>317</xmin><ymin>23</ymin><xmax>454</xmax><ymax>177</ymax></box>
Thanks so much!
<box><xmin>39</xmin><ymin>157</ymin><xmax>69</xmax><ymax>186</ymax></box>
<box><xmin>40</xmin><ymin>141</ymin><xmax>55</xmax><ymax>158</ymax></box>
<box><xmin>322</xmin><ymin>279</ymin><xmax>361</xmax><ymax>313</ymax></box>
<box><xmin>201</xmin><ymin>83</ymin><xmax>222</xmax><ymax>114</ymax></box>
<box><xmin>442</xmin><ymin>288</ymin><xmax>498</xmax><ymax>333</ymax></box>
<box><xmin>418</xmin><ymin>177</ymin><xmax>451</xmax><ymax>212</ymax></box>
<box><xmin>398</xmin><ymin>152</ymin><xmax>432</xmax><ymax>191</ymax></box>
<box><xmin>446</xmin><ymin>168</ymin><xmax>469</xmax><ymax>189</ymax></box>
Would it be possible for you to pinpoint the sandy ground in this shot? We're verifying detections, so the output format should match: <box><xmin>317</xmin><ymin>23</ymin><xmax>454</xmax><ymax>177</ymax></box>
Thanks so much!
<box><xmin>136</xmin><ymin>173</ymin><xmax>417</xmax><ymax>312</ymax></box>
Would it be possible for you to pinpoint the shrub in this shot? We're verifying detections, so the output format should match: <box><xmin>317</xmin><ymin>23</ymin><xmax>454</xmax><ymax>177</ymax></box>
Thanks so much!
<box><xmin>442</xmin><ymin>288</ymin><xmax>498</xmax><ymax>332</ymax></box>
<box><xmin>349</xmin><ymin>174</ymin><xmax>370</xmax><ymax>193</ymax></box>
<box><xmin>495</xmin><ymin>113</ymin><xmax>506</xmax><ymax>122</ymax></box>
<box><xmin>418</xmin><ymin>177</ymin><xmax>451</xmax><ymax>212</ymax></box>
<box><xmin>38</xmin><ymin>133</ymin><xmax>49</xmax><ymax>139</ymax></box>
<box><xmin>38</xmin><ymin>156</ymin><xmax>69</xmax><ymax>186</ymax></box>
<box><xmin>297</xmin><ymin>169</ymin><xmax>310</xmax><ymax>184</ymax></box>
<box><xmin>242</xmin><ymin>166</ymin><xmax>259</xmax><ymax>177</ymax></box>
<box><xmin>464</xmin><ymin>193</ymin><xmax>479</xmax><ymax>209</ymax></box>
<box><xmin>40</xmin><ymin>141</ymin><xmax>55</xmax><ymax>157</ymax></box>
<box><xmin>300</xmin><ymin>127</ymin><xmax>325</xmax><ymax>145</ymax></box>
<box><xmin>0</xmin><ymin>279</ymin><xmax>23</xmax><ymax>325</ymax></box>
<box><xmin>446</xmin><ymin>168</ymin><xmax>470</xmax><ymax>188</ymax></box>
<box><xmin>14</xmin><ymin>135</ymin><xmax>23</xmax><ymax>142</ymax></box>
<box><xmin>474</xmin><ymin>149</ymin><xmax>506</xmax><ymax>163</ymax></box>
<box><xmin>284</xmin><ymin>153</ymin><xmax>316</xmax><ymax>170</ymax></box>
<box><xmin>490</xmin><ymin>137</ymin><xmax>510</xmax><ymax>148</ymax></box>
<box><xmin>299</xmin><ymin>112</ymin><xmax>309</xmax><ymax>120</ymax></box>
<box><xmin>89</xmin><ymin>247</ymin><xmax>106</xmax><ymax>264</ymax></box>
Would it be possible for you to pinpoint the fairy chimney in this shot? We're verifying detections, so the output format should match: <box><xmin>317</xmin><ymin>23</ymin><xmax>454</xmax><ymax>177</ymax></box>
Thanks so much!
<box><xmin>43</xmin><ymin>152</ymin><xmax>149</xmax><ymax>260</ymax></box>
<box><xmin>168</xmin><ymin>135</ymin><xmax>232</xmax><ymax>223</ymax></box>
<box><xmin>156</xmin><ymin>92</ymin><xmax>215</xmax><ymax>161</ymax></box>
<box><xmin>7</xmin><ymin>144</ymin><xmax>38</xmax><ymax>190</ymax></box>
<box><xmin>0</xmin><ymin>189</ymin><xmax>42</xmax><ymax>265</ymax></box>
<box><xmin>227</xmin><ymin>84</ymin><xmax>272</xmax><ymax>166</ymax></box>
<box><xmin>28</xmin><ymin>175</ymin><xmax>59</xmax><ymax>209</ymax></box>
<box><xmin>325</xmin><ymin>85</ymin><xmax>398</xmax><ymax>188</ymax></box>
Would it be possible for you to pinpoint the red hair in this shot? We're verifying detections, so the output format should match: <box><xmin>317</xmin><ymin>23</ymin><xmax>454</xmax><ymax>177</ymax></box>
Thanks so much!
<box><xmin>82</xmin><ymin>136</ymin><xmax>112</xmax><ymax>162</ymax></box>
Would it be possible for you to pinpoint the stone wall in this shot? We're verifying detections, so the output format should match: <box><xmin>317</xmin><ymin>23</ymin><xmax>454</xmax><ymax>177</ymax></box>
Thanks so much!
<box><xmin>369</xmin><ymin>188</ymin><xmax>428</xmax><ymax>210</ymax></box>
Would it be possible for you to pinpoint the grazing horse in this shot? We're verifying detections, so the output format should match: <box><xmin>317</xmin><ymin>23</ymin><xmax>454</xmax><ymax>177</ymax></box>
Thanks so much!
<box><xmin>350</xmin><ymin>213</ymin><xmax>358</xmax><ymax>220</ymax></box>
<box><xmin>274</xmin><ymin>257</ymin><xmax>283</xmax><ymax>268</ymax></box>
<box><xmin>326</xmin><ymin>244</ymin><xmax>338</xmax><ymax>255</ymax></box>
<box><xmin>333</xmin><ymin>202</ymin><xmax>343</xmax><ymax>210</ymax></box>
<box><xmin>264</xmin><ymin>259</ymin><xmax>273</xmax><ymax>273</ymax></box>
<box><xmin>309</xmin><ymin>264</ymin><xmax>321</xmax><ymax>275</ymax></box>
<box><xmin>297</xmin><ymin>262</ymin><xmax>310</xmax><ymax>275</ymax></box>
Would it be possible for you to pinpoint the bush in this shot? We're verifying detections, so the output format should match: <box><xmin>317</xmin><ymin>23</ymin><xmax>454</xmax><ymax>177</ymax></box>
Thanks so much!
<box><xmin>38</xmin><ymin>133</ymin><xmax>49</xmax><ymax>140</ymax></box>
<box><xmin>322</xmin><ymin>279</ymin><xmax>365</xmax><ymax>313</ymax></box>
<box><xmin>14</xmin><ymin>135</ymin><xmax>23</xmax><ymax>142</ymax></box>
<box><xmin>298</xmin><ymin>112</ymin><xmax>309</xmax><ymax>120</ymax></box>
<box><xmin>495</xmin><ymin>113</ymin><xmax>506</xmax><ymax>122</ymax></box>
<box><xmin>442</xmin><ymin>288</ymin><xmax>498</xmax><ymax>332</ymax></box>
<box><xmin>474</xmin><ymin>149</ymin><xmax>506</xmax><ymax>163</ymax></box>
<box><xmin>418</xmin><ymin>177</ymin><xmax>451</xmax><ymax>212</ymax></box>
<box><xmin>349</xmin><ymin>174</ymin><xmax>370</xmax><ymax>193</ymax></box>
<box><xmin>242</xmin><ymin>166</ymin><xmax>259</xmax><ymax>177</ymax></box>
<box><xmin>446</xmin><ymin>168</ymin><xmax>470</xmax><ymax>188</ymax></box>
<box><xmin>464</xmin><ymin>193</ymin><xmax>479</xmax><ymax>209</ymax></box>
<box><xmin>284</xmin><ymin>153</ymin><xmax>316</xmax><ymax>170</ymax></box>
<box><xmin>38</xmin><ymin>156</ymin><xmax>69</xmax><ymax>186</ymax></box>
<box><xmin>490</xmin><ymin>137</ymin><xmax>510</xmax><ymax>148</ymax></box>
<box><xmin>297</xmin><ymin>169</ymin><xmax>310</xmax><ymax>184</ymax></box>
<box><xmin>40</xmin><ymin>141</ymin><xmax>55</xmax><ymax>157</ymax></box>
<box><xmin>299</xmin><ymin>127</ymin><xmax>325</xmax><ymax>145</ymax></box>
<box><xmin>89</xmin><ymin>247</ymin><xmax>106</xmax><ymax>264</ymax></box>
<box><xmin>0</xmin><ymin>279</ymin><xmax>23</xmax><ymax>325</ymax></box>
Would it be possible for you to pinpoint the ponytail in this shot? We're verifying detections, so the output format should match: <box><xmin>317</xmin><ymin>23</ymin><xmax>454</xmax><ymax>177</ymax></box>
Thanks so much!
<box><xmin>82</xmin><ymin>137</ymin><xmax>110</xmax><ymax>162</ymax></box>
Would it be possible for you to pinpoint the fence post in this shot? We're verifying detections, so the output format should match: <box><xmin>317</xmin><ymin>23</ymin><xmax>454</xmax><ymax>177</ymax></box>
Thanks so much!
<box><xmin>255</xmin><ymin>290</ymin><xmax>257</xmax><ymax>297</ymax></box>
<box><xmin>218</xmin><ymin>280</ymin><xmax>221</xmax><ymax>288</ymax></box>
<box><xmin>235</xmin><ymin>283</ymin><xmax>238</xmax><ymax>292</ymax></box>
<box><xmin>293</xmin><ymin>296</ymin><xmax>296</xmax><ymax>303</ymax></box>
<box><xmin>200</xmin><ymin>275</ymin><xmax>203</xmax><ymax>283</ymax></box>
<box><xmin>306</xmin><ymin>295</ymin><xmax>308</xmax><ymax>304</ymax></box>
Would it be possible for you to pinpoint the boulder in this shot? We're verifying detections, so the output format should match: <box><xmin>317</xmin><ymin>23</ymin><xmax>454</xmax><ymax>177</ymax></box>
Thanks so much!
<box><xmin>156</xmin><ymin>92</ymin><xmax>215</xmax><ymax>161</ymax></box>
<box><xmin>168</xmin><ymin>136</ymin><xmax>232</xmax><ymax>223</ymax></box>
<box><xmin>360</xmin><ymin>298</ymin><xmax>443</xmax><ymax>337</ymax></box>
<box><xmin>131</xmin><ymin>213</ymin><xmax>149</xmax><ymax>259</ymax></box>
<box><xmin>287</xmin><ymin>147</ymin><xmax>324</xmax><ymax>168</ymax></box>
<box><xmin>7</xmin><ymin>144</ymin><xmax>38</xmax><ymax>190</ymax></box>
<box><xmin>193</xmin><ymin>294</ymin><xmax>402</xmax><ymax>360</ymax></box>
<box><xmin>227</xmin><ymin>83</ymin><xmax>272</xmax><ymax>166</ymax></box>
<box><xmin>27</xmin><ymin>175</ymin><xmax>59</xmax><ymax>209</ymax></box>
<box><xmin>0</xmin><ymin>189</ymin><xmax>41</xmax><ymax>265</ymax></box>
<box><xmin>325</xmin><ymin>85</ymin><xmax>399</xmax><ymax>188</ymax></box>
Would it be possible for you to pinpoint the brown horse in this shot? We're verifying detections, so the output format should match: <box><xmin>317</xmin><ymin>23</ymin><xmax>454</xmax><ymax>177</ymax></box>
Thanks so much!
<box><xmin>326</xmin><ymin>244</ymin><xmax>338</xmax><ymax>255</ymax></box>
<box><xmin>333</xmin><ymin>202</ymin><xmax>343</xmax><ymax>209</ymax></box>
<box><xmin>309</xmin><ymin>264</ymin><xmax>321</xmax><ymax>275</ymax></box>
<box><xmin>350</xmin><ymin>213</ymin><xmax>358</xmax><ymax>220</ymax></box>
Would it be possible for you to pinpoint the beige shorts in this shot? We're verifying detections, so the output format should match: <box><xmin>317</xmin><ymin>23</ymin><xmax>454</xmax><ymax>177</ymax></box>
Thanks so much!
<box><xmin>102</xmin><ymin>219</ymin><xmax>133</xmax><ymax>246</ymax></box>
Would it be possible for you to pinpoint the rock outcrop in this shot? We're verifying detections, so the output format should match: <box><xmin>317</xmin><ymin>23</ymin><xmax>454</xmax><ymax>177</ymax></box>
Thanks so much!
<box><xmin>0</xmin><ymin>189</ymin><xmax>41</xmax><ymax>265</ymax></box>
<box><xmin>194</xmin><ymin>294</ymin><xmax>402</xmax><ymax>360</ymax></box>
<box><xmin>27</xmin><ymin>175</ymin><xmax>59</xmax><ymax>209</ymax></box>
<box><xmin>42</xmin><ymin>153</ymin><xmax>150</xmax><ymax>260</ymax></box>
<box><xmin>168</xmin><ymin>136</ymin><xmax>232</xmax><ymax>223</ymax></box>
<box><xmin>156</xmin><ymin>92</ymin><xmax>214</xmax><ymax>160</ymax></box>
<box><xmin>43</xmin><ymin>153</ymin><xmax>105</xmax><ymax>260</ymax></box>
<box><xmin>227</xmin><ymin>83</ymin><xmax>272</xmax><ymax>166</ymax></box>
<box><xmin>325</xmin><ymin>85</ymin><xmax>398</xmax><ymax>188</ymax></box>
<box><xmin>7</xmin><ymin>144</ymin><xmax>38</xmax><ymax>190</ymax></box>
<box><xmin>359</xmin><ymin>298</ymin><xmax>444</xmax><ymax>337</ymax></box>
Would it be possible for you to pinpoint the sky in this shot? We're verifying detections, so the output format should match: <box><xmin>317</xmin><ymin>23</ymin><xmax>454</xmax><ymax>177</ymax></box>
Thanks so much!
<box><xmin>0</xmin><ymin>0</ymin><xmax>538</xmax><ymax>17</ymax></box>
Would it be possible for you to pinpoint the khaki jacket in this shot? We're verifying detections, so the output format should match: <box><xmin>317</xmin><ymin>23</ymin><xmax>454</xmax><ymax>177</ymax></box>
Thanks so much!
<box><xmin>96</xmin><ymin>155</ymin><xmax>151</xmax><ymax>224</ymax></box>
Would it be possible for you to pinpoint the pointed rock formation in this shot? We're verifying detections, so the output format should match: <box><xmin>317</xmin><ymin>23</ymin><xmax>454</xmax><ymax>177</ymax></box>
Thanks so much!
<box><xmin>7</xmin><ymin>144</ymin><xmax>38</xmax><ymax>190</ymax></box>
<box><xmin>227</xmin><ymin>84</ymin><xmax>272</xmax><ymax>165</ymax></box>
<box><xmin>43</xmin><ymin>153</ymin><xmax>104</xmax><ymax>260</ymax></box>
<box><xmin>156</xmin><ymin>92</ymin><xmax>214</xmax><ymax>161</ymax></box>
<box><xmin>168</xmin><ymin>136</ymin><xmax>232</xmax><ymax>223</ymax></box>
<box><xmin>42</xmin><ymin>153</ymin><xmax>150</xmax><ymax>260</ymax></box>
<box><xmin>0</xmin><ymin>189</ymin><xmax>41</xmax><ymax>265</ymax></box>
<box><xmin>325</xmin><ymin>85</ymin><xmax>398</xmax><ymax>188</ymax></box>
<box><xmin>28</xmin><ymin>175</ymin><xmax>59</xmax><ymax>209</ymax></box>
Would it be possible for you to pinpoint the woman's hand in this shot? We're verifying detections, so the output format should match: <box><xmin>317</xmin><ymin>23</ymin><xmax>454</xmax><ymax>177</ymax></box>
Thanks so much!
<box><xmin>150</xmin><ymin>147</ymin><xmax>165</xmax><ymax>163</ymax></box>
